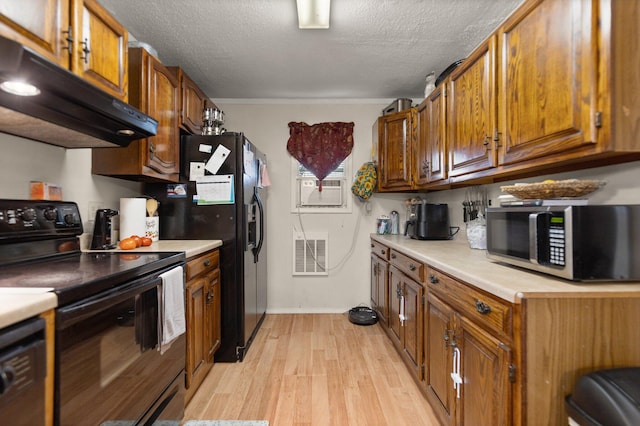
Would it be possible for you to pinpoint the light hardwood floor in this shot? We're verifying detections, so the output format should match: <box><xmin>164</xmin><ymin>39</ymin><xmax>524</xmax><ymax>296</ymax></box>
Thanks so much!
<box><xmin>184</xmin><ymin>313</ymin><xmax>440</xmax><ymax>425</ymax></box>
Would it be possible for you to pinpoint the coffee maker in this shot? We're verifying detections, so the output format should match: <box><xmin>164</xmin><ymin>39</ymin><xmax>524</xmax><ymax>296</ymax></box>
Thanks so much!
<box><xmin>404</xmin><ymin>201</ymin><xmax>452</xmax><ymax>240</ymax></box>
<box><xmin>90</xmin><ymin>209</ymin><xmax>118</xmax><ymax>249</ymax></box>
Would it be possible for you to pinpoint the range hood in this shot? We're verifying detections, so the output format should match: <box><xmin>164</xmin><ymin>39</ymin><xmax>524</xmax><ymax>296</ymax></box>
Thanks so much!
<box><xmin>0</xmin><ymin>35</ymin><xmax>158</xmax><ymax>148</ymax></box>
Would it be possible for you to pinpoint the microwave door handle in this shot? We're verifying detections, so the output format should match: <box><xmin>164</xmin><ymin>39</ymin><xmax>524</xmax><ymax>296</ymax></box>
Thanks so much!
<box><xmin>529</xmin><ymin>213</ymin><xmax>540</xmax><ymax>264</ymax></box>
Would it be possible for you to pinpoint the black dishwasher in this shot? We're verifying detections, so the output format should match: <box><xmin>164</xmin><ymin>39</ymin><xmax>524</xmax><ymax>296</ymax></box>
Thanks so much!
<box><xmin>0</xmin><ymin>316</ymin><xmax>47</xmax><ymax>426</ymax></box>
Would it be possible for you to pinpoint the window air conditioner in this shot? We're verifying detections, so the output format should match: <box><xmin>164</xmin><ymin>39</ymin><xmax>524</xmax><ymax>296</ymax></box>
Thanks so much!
<box><xmin>299</xmin><ymin>178</ymin><xmax>343</xmax><ymax>206</ymax></box>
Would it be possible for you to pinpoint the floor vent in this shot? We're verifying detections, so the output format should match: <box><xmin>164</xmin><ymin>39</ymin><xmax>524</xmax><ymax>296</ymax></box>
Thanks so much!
<box><xmin>293</xmin><ymin>232</ymin><xmax>328</xmax><ymax>275</ymax></box>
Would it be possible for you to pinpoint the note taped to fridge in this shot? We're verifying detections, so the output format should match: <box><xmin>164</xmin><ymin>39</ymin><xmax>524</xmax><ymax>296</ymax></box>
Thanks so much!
<box><xmin>205</xmin><ymin>144</ymin><xmax>231</xmax><ymax>175</ymax></box>
<box><xmin>195</xmin><ymin>175</ymin><xmax>234</xmax><ymax>205</ymax></box>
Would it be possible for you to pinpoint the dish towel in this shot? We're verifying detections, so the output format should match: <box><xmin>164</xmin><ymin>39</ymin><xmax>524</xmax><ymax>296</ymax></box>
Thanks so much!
<box><xmin>158</xmin><ymin>266</ymin><xmax>185</xmax><ymax>354</ymax></box>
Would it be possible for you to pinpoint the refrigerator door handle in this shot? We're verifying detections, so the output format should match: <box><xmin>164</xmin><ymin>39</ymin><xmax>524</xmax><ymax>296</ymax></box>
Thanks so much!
<box><xmin>253</xmin><ymin>187</ymin><xmax>264</xmax><ymax>263</ymax></box>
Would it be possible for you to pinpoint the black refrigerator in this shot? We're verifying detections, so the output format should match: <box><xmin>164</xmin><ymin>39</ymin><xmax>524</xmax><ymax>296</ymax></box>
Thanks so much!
<box><xmin>145</xmin><ymin>132</ymin><xmax>267</xmax><ymax>362</ymax></box>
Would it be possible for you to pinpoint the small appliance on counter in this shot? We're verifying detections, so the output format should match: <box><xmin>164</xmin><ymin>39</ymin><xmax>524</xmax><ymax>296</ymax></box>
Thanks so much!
<box><xmin>90</xmin><ymin>208</ymin><xmax>118</xmax><ymax>249</ymax></box>
<box><xmin>486</xmin><ymin>204</ymin><xmax>640</xmax><ymax>281</ymax></box>
<box><xmin>404</xmin><ymin>201</ymin><xmax>455</xmax><ymax>240</ymax></box>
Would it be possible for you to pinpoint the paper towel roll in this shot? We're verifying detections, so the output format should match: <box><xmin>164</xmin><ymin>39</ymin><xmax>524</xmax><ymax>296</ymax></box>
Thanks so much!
<box><xmin>119</xmin><ymin>198</ymin><xmax>147</xmax><ymax>239</ymax></box>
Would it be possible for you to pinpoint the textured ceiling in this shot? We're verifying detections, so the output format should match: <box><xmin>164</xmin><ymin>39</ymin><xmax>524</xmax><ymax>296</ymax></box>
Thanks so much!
<box><xmin>98</xmin><ymin>0</ymin><xmax>524</xmax><ymax>100</ymax></box>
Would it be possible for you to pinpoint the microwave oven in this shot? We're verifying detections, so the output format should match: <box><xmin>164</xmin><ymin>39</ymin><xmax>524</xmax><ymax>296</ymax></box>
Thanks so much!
<box><xmin>485</xmin><ymin>205</ymin><xmax>640</xmax><ymax>281</ymax></box>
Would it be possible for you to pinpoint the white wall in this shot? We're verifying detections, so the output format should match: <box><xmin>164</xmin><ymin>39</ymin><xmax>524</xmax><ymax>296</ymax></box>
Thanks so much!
<box><xmin>0</xmin><ymin>133</ymin><xmax>143</xmax><ymax>231</ymax></box>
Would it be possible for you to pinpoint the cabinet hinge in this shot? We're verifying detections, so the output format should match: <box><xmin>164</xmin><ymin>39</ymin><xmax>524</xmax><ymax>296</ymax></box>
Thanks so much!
<box><xmin>594</xmin><ymin>111</ymin><xmax>603</xmax><ymax>128</ymax></box>
<box><xmin>508</xmin><ymin>364</ymin><xmax>516</xmax><ymax>383</ymax></box>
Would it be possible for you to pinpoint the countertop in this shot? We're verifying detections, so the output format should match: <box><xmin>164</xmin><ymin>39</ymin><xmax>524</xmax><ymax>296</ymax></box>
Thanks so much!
<box><xmin>371</xmin><ymin>234</ymin><xmax>640</xmax><ymax>303</ymax></box>
<box><xmin>0</xmin><ymin>291</ymin><xmax>57</xmax><ymax>329</ymax></box>
<box><xmin>0</xmin><ymin>240</ymin><xmax>223</xmax><ymax>330</ymax></box>
<box><xmin>83</xmin><ymin>239</ymin><xmax>223</xmax><ymax>258</ymax></box>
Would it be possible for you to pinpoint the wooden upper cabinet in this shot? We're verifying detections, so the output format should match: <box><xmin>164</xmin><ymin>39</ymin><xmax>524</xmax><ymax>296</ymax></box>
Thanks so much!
<box><xmin>168</xmin><ymin>67</ymin><xmax>210</xmax><ymax>135</ymax></box>
<box><xmin>0</xmin><ymin>0</ymin><xmax>70</xmax><ymax>69</ymax></box>
<box><xmin>92</xmin><ymin>47</ymin><xmax>180</xmax><ymax>182</ymax></box>
<box><xmin>0</xmin><ymin>0</ymin><xmax>127</xmax><ymax>101</ymax></box>
<box><xmin>71</xmin><ymin>0</ymin><xmax>127</xmax><ymax>100</ymax></box>
<box><xmin>414</xmin><ymin>100</ymin><xmax>430</xmax><ymax>187</ymax></box>
<box><xmin>415</xmin><ymin>86</ymin><xmax>447</xmax><ymax>188</ymax></box>
<box><xmin>143</xmin><ymin>51</ymin><xmax>180</xmax><ymax>177</ymax></box>
<box><xmin>447</xmin><ymin>36</ymin><xmax>497</xmax><ymax>179</ymax></box>
<box><xmin>377</xmin><ymin>108</ymin><xmax>416</xmax><ymax>191</ymax></box>
<box><xmin>496</xmin><ymin>0</ymin><xmax>595</xmax><ymax>166</ymax></box>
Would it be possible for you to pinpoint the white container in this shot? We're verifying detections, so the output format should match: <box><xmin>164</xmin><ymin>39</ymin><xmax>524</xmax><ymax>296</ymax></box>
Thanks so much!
<box><xmin>145</xmin><ymin>217</ymin><xmax>159</xmax><ymax>241</ymax></box>
<box><xmin>119</xmin><ymin>198</ymin><xmax>146</xmax><ymax>239</ymax></box>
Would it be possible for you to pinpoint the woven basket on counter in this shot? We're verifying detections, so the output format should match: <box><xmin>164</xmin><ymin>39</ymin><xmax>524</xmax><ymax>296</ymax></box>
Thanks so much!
<box><xmin>500</xmin><ymin>179</ymin><xmax>606</xmax><ymax>199</ymax></box>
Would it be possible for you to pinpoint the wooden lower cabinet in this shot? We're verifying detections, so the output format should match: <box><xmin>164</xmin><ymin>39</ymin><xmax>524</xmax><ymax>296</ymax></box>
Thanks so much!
<box><xmin>388</xmin><ymin>250</ymin><xmax>424</xmax><ymax>381</ymax></box>
<box><xmin>372</xmin><ymin>239</ymin><xmax>640</xmax><ymax>425</ymax></box>
<box><xmin>185</xmin><ymin>248</ymin><xmax>221</xmax><ymax>403</ymax></box>
<box><xmin>424</xmin><ymin>292</ymin><xmax>455</xmax><ymax>425</ymax></box>
<box><xmin>370</xmin><ymin>252</ymin><xmax>389</xmax><ymax>326</ymax></box>
<box><xmin>425</xmin><ymin>290</ymin><xmax>511</xmax><ymax>426</ymax></box>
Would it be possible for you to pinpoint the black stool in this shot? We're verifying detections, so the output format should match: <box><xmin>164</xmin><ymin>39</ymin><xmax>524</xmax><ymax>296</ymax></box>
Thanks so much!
<box><xmin>565</xmin><ymin>367</ymin><xmax>640</xmax><ymax>425</ymax></box>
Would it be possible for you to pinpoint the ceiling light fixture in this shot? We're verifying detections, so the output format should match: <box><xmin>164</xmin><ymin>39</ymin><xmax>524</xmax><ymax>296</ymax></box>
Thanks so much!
<box><xmin>296</xmin><ymin>0</ymin><xmax>331</xmax><ymax>29</ymax></box>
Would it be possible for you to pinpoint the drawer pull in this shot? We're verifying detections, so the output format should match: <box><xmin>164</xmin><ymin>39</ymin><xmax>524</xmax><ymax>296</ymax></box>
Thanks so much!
<box><xmin>391</xmin><ymin>253</ymin><xmax>396</xmax><ymax>259</ymax></box>
<box><xmin>475</xmin><ymin>300</ymin><xmax>492</xmax><ymax>315</ymax></box>
<box><xmin>204</xmin><ymin>259</ymin><xmax>211</xmax><ymax>267</ymax></box>
<box><xmin>429</xmin><ymin>274</ymin><xmax>439</xmax><ymax>284</ymax></box>
<box><xmin>409</xmin><ymin>263</ymin><xmax>416</xmax><ymax>271</ymax></box>
<box><xmin>382</xmin><ymin>250</ymin><xmax>386</xmax><ymax>255</ymax></box>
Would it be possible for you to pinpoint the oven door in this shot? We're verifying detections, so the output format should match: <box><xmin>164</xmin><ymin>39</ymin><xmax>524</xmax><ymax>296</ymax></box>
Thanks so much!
<box><xmin>55</xmin><ymin>271</ymin><xmax>185</xmax><ymax>426</ymax></box>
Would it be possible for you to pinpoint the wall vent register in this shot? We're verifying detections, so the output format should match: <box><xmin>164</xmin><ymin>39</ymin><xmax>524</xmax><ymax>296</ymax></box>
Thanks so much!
<box><xmin>293</xmin><ymin>231</ymin><xmax>328</xmax><ymax>275</ymax></box>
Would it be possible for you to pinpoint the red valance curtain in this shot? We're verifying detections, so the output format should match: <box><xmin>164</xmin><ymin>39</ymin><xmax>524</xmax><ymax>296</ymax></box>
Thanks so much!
<box><xmin>287</xmin><ymin>121</ymin><xmax>354</xmax><ymax>190</ymax></box>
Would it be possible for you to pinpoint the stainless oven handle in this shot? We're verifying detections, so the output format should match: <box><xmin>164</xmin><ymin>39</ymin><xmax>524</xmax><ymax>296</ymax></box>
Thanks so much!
<box><xmin>57</xmin><ymin>275</ymin><xmax>160</xmax><ymax>329</ymax></box>
<box><xmin>529</xmin><ymin>213</ymin><xmax>540</xmax><ymax>264</ymax></box>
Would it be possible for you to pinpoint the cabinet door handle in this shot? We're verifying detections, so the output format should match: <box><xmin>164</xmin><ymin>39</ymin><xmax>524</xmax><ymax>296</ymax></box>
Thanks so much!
<box><xmin>409</xmin><ymin>263</ymin><xmax>416</xmax><ymax>271</ymax></box>
<box><xmin>429</xmin><ymin>274</ymin><xmax>439</xmax><ymax>284</ymax></box>
<box><xmin>204</xmin><ymin>259</ymin><xmax>211</xmax><ymax>267</ymax></box>
<box><xmin>81</xmin><ymin>38</ymin><xmax>91</xmax><ymax>64</ymax></box>
<box><xmin>62</xmin><ymin>26</ymin><xmax>73</xmax><ymax>54</ymax></box>
<box><xmin>475</xmin><ymin>300</ymin><xmax>492</xmax><ymax>314</ymax></box>
<box><xmin>451</xmin><ymin>347</ymin><xmax>462</xmax><ymax>399</ymax></box>
<box><xmin>390</xmin><ymin>253</ymin><xmax>396</xmax><ymax>259</ymax></box>
<box><xmin>382</xmin><ymin>250</ymin><xmax>387</xmax><ymax>255</ymax></box>
<box><xmin>443</xmin><ymin>328</ymin><xmax>452</xmax><ymax>346</ymax></box>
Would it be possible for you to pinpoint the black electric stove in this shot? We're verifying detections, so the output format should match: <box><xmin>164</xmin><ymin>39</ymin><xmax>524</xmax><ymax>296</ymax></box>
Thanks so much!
<box><xmin>0</xmin><ymin>199</ymin><xmax>185</xmax><ymax>306</ymax></box>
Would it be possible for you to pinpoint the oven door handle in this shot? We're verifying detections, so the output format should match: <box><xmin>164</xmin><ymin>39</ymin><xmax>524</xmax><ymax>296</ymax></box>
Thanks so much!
<box><xmin>57</xmin><ymin>275</ymin><xmax>160</xmax><ymax>329</ymax></box>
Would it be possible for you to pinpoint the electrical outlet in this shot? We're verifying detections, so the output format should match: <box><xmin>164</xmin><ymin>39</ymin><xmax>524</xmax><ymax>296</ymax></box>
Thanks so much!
<box><xmin>87</xmin><ymin>201</ymin><xmax>104</xmax><ymax>220</ymax></box>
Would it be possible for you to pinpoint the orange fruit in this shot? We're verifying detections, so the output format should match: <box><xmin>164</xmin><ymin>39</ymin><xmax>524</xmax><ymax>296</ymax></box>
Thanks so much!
<box><xmin>119</xmin><ymin>238</ymin><xmax>137</xmax><ymax>250</ymax></box>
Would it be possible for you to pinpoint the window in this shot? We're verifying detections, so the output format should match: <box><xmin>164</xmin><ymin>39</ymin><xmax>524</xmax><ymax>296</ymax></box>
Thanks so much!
<box><xmin>290</xmin><ymin>156</ymin><xmax>352</xmax><ymax>213</ymax></box>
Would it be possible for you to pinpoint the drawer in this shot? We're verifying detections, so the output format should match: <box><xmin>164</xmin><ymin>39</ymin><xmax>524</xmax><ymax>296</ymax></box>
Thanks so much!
<box><xmin>427</xmin><ymin>267</ymin><xmax>512</xmax><ymax>338</ymax></box>
<box><xmin>371</xmin><ymin>240</ymin><xmax>390</xmax><ymax>260</ymax></box>
<box><xmin>186</xmin><ymin>249</ymin><xmax>219</xmax><ymax>281</ymax></box>
<box><xmin>390</xmin><ymin>249</ymin><xmax>424</xmax><ymax>283</ymax></box>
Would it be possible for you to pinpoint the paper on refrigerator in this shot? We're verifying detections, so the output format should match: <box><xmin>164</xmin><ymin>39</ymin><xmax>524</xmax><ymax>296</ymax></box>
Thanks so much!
<box><xmin>195</xmin><ymin>174</ymin><xmax>234</xmax><ymax>205</ymax></box>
